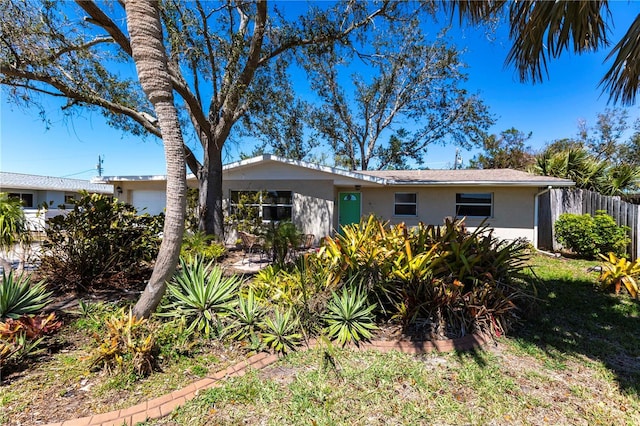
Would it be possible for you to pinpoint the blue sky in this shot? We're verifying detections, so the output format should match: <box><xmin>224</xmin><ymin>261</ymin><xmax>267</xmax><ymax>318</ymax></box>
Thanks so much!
<box><xmin>1</xmin><ymin>2</ymin><xmax>638</xmax><ymax>178</ymax></box>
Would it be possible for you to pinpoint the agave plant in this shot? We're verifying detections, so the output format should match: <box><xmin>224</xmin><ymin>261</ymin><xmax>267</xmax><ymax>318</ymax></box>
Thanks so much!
<box><xmin>0</xmin><ymin>271</ymin><xmax>52</xmax><ymax>319</ymax></box>
<box><xmin>597</xmin><ymin>252</ymin><xmax>640</xmax><ymax>298</ymax></box>
<box><xmin>323</xmin><ymin>286</ymin><xmax>378</xmax><ymax>347</ymax></box>
<box><xmin>226</xmin><ymin>289</ymin><xmax>265</xmax><ymax>344</ymax></box>
<box><xmin>260</xmin><ymin>308</ymin><xmax>302</xmax><ymax>354</ymax></box>
<box><xmin>159</xmin><ymin>256</ymin><xmax>242</xmax><ymax>337</ymax></box>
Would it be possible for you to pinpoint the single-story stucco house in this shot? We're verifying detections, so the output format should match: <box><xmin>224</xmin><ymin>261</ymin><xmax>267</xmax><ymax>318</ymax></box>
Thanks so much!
<box><xmin>0</xmin><ymin>171</ymin><xmax>113</xmax><ymax>231</ymax></box>
<box><xmin>95</xmin><ymin>155</ymin><xmax>574</xmax><ymax>248</ymax></box>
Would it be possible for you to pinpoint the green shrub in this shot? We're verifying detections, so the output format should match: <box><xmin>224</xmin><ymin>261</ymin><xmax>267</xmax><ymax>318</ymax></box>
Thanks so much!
<box><xmin>592</xmin><ymin>210</ymin><xmax>630</xmax><ymax>257</ymax></box>
<box><xmin>0</xmin><ymin>271</ymin><xmax>51</xmax><ymax>319</ymax></box>
<box><xmin>252</xmin><ymin>263</ymin><xmax>305</xmax><ymax>309</ymax></box>
<box><xmin>0</xmin><ymin>192</ymin><xmax>31</xmax><ymax>251</ymax></box>
<box><xmin>39</xmin><ymin>192</ymin><xmax>164</xmax><ymax>292</ymax></box>
<box><xmin>554</xmin><ymin>213</ymin><xmax>597</xmax><ymax>257</ymax></box>
<box><xmin>555</xmin><ymin>210</ymin><xmax>629</xmax><ymax>259</ymax></box>
<box><xmin>158</xmin><ymin>256</ymin><xmax>242</xmax><ymax>338</ymax></box>
<box><xmin>180</xmin><ymin>231</ymin><xmax>226</xmax><ymax>263</ymax></box>
<box><xmin>251</xmin><ymin>215</ymin><xmax>531</xmax><ymax>341</ymax></box>
<box><xmin>317</xmin><ymin>215</ymin><xmax>532</xmax><ymax>338</ymax></box>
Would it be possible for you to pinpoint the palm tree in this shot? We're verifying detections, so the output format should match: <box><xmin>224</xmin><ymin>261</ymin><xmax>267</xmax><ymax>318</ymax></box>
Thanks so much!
<box><xmin>124</xmin><ymin>0</ymin><xmax>187</xmax><ymax>318</ymax></box>
<box><xmin>531</xmin><ymin>147</ymin><xmax>640</xmax><ymax>196</ymax></box>
<box><xmin>0</xmin><ymin>193</ymin><xmax>31</xmax><ymax>272</ymax></box>
<box><xmin>449</xmin><ymin>1</ymin><xmax>640</xmax><ymax>105</ymax></box>
<box><xmin>598</xmin><ymin>163</ymin><xmax>640</xmax><ymax>196</ymax></box>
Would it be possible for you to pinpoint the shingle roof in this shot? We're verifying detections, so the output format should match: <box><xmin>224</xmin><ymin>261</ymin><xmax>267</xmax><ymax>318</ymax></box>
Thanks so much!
<box><xmin>0</xmin><ymin>172</ymin><xmax>113</xmax><ymax>194</ymax></box>
<box><xmin>98</xmin><ymin>155</ymin><xmax>575</xmax><ymax>188</ymax></box>
<box><xmin>359</xmin><ymin>168</ymin><xmax>574</xmax><ymax>186</ymax></box>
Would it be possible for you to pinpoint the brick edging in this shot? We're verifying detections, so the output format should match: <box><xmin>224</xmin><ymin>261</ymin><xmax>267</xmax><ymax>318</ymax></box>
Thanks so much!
<box><xmin>44</xmin><ymin>333</ymin><xmax>490</xmax><ymax>426</ymax></box>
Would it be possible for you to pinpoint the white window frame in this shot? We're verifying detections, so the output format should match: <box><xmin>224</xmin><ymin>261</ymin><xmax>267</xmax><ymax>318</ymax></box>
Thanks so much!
<box><xmin>455</xmin><ymin>193</ymin><xmax>493</xmax><ymax>218</ymax></box>
<box><xmin>229</xmin><ymin>190</ymin><xmax>293</xmax><ymax>222</ymax></box>
<box><xmin>394</xmin><ymin>192</ymin><xmax>417</xmax><ymax>216</ymax></box>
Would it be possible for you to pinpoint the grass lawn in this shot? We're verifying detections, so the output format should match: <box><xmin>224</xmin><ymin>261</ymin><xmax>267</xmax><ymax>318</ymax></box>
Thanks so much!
<box><xmin>2</xmin><ymin>253</ymin><xmax>640</xmax><ymax>425</ymax></box>
<box><xmin>143</xmin><ymin>254</ymin><xmax>640</xmax><ymax>425</ymax></box>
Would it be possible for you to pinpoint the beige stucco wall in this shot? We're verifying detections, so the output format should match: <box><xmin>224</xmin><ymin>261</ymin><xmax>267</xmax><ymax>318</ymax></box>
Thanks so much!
<box><xmin>113</xmin><ymin>162</ymin><xmax>540</xmax><ymax>245</ymax></box>
<box><xmin>338</xmin><ymin>185</ymin><xmax>538</xmax><ymax>243</ymax></box>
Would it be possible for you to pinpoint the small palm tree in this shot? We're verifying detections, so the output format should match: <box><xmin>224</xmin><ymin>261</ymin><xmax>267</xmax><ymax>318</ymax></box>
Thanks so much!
<box><xmin>0</xmin><ymin>193</ymin><xmax>31</xmax><ymax>271</ymax></box>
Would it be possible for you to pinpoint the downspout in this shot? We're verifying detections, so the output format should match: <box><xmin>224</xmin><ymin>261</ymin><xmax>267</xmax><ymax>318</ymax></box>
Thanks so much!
<box><xmin>533</xmin><ymin>186</ymin><xmax>552</xmax><ymax>251</ymax></box>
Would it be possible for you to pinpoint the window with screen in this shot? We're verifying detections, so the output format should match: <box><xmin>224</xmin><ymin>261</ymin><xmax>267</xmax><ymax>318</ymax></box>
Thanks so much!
<box><xmin>455</xmin><ymin>193</ymin><xmax>492</xmax><ymax>217</ymax></box>
<box><xmin>394</xmin><ymin>193</ymin><xmax>417</xmax><ymax>216</ymax></box>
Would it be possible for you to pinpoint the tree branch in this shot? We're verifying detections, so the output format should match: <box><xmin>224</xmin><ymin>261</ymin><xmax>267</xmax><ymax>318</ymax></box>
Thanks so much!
<box><xmin>46</xmin><ymin>36</ymin><xmax>115</xmax><ymax>62</ymax></box>
<box><xmin>76</xmin><ymin>0</ymin><xmax>132</xmax><ymax>55</ymax></box>
<box><xmin>258</xmin><ymin>1</ymin><xmax>392</xmax><ymax>66</ymax></box>
<box><xmin>1</xmin><ymin>66</ymin><xmax>163</xmax><ymax>138</ymax></box>
<box><xmin>216</xmin><ymin>0</ymin><xmax>267</xmax><ymax>142</ymax></box>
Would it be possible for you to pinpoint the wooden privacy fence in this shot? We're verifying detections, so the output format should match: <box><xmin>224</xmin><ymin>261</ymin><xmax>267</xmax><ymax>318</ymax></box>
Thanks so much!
<box><xmin>538</xmin><ymin>188</ymin><xmax>639</xmax><ymax>261</ymax></box>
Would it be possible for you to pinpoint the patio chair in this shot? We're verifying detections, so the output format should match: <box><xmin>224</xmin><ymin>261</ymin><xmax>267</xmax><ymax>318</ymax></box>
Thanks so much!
<box><xmin>237</xmin><ymin>230</ymin><xmax>264</xmax><ymax>263</ymax></box>
<box><xmin>292</xmin><ymin>233</ymin><xmax>315</xmax><ymax>259</ymax></box>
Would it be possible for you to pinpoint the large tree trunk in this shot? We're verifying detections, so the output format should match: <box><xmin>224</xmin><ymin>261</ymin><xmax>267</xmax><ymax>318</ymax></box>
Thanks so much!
<box><xmin>125</xmin><ymin>0</ymin><xmax>186</xmax><ymax>318</ymax></box>
<box><xmin>197</xmin><ymin>145</ymin><xmax>225</xmax><ymax>238</ymax></box>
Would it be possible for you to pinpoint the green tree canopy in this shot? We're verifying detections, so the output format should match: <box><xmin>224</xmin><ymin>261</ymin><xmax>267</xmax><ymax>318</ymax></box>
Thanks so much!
<box><xmin>0</xmin><ymin>0</ymin><xmax>412</xmax><ymax>236</ymax></box>
<box><xmin>301</xmin><ymin>24</ymin><xmax>493</xmax><ymax>171</ymax></box>
<box><xmin>468</xmin><ymin>127</ymin><xmax>534</xmax><ymax>170</ymax></box>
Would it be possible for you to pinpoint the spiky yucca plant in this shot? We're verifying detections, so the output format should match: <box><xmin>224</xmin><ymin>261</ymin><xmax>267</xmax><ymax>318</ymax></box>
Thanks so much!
<box><xmin>0</xmin><ymin>271</ymin><xmax>51</xmax><ymax>320</ymax></box>
<box><xmin>226</xmin><ymin>289</ymin><xmax>265</xmax><ymax>344</ymax></box>
<box><xmin>159</xmin><ymin>256</ymin><xmax>242</xmax><ymax>337</ymax></box>
<box><xmin>260</xmin><ymin>309</ymin><xmax>302</xmax><ymax>354</ymax></box>
<box><xmin>323</xmin><ymin>286</ymin><xmax>377</xmax><ymax>347</ymax></box>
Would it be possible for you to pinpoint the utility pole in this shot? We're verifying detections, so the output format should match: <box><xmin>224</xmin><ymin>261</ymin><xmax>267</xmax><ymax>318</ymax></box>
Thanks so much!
<box><xmin>96</xmin><ymin>155</ymin><xmax>104</xmax><ymax>177</ymax></box>
<box><xmin>453</xmin><ymin>148</ymin><xmax>462</xmax><ymax>170</ymax></box>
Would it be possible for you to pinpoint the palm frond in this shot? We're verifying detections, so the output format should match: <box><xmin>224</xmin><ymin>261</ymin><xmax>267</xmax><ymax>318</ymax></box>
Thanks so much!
<box><xmin>601</xmin><ymin>14</ymin><xmax>640</xmax><ymax>105</ymax></box>
<box><xmin>506</xmin><ymin>1</ymin><xmax>611</xmax><ymax>83</ymax></box>
<box><xmin>442</xmin><ymin>0</ymin><xmax>506</xmax><ymax>25</ymax></box>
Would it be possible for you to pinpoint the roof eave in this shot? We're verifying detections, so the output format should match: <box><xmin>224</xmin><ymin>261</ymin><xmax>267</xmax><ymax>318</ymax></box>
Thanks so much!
<box><xmin>387</xmin><ymin>180</ymin><xmax>575</xmax><ymax>187</ymax></box>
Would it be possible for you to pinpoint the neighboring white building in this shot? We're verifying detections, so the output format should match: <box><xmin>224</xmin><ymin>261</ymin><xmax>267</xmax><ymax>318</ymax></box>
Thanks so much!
<box><xmin>97</xmin><ymin>155</ymin><xmax>574</xmax><ymax>248</ymax></box>
<box><xmin>0</xmin><ymin>171</ymin><xmax>113</xmax><ymax>231</ymax></box>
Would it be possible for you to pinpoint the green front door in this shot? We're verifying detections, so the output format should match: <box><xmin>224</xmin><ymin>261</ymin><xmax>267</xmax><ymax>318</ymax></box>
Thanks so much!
<box><xmin>338</xmin><ymin>192</ymin><xmax>361</xmax><ymax>230</ymax></box>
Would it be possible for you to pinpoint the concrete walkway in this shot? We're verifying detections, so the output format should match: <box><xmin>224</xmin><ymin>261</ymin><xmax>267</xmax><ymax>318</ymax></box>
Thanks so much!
<box><xmin>43</xmin><ymin>333</ymin><xmax>490</xmax><ymax>426</ymax></box>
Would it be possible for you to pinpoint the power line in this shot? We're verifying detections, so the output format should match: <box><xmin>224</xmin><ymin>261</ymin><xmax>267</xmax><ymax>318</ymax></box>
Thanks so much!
<box><xmin>61</xmin><ymin>168</ymin><xmax>96</xmax><ymax>178</ymax></box>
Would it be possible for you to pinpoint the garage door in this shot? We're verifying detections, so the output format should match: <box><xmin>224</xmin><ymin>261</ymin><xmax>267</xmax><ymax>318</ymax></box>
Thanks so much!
<box><xmin>132</xmin><ymin>190</ymin><xmax>166</xmax><ymax>215</ymax></box>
